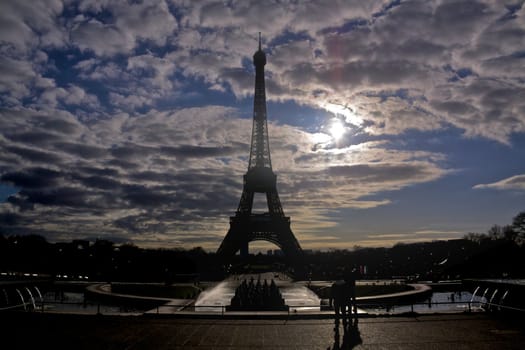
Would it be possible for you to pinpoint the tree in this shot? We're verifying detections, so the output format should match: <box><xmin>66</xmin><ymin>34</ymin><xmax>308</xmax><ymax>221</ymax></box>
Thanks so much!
<box><xmin>464</xmin><ymin>232</ymin><xmax>486</xmax><ymax>242</ymax></box>
<box><xmin>512</xmin><ymin>211</ymin><xmax>525</xmax><ymax>246</ymax></box>
<box><xmin>487</xmin><ymin>225</ymin><xmax>503</xmax><ymax>240</ymax></box>
<box><xmin>502</xmin><ymin>225</ymin><xmax>517</xmax><ymax>242</ymax></box>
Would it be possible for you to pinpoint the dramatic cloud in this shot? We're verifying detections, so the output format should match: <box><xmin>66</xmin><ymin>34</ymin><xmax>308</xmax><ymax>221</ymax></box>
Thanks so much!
<box><xmin>0</xmin><ymin>102</ymin><xmax>448</xmax><ymax>248</ymax></box>
<box><xmin>0</xmin><ymin>0</ymin><xmax>523</xmax><ymax>249</ymax></box>
<box><xmin>72</xmin><ymin>0</ymin><xmax>177</xmax><ymax>56</ymax></box>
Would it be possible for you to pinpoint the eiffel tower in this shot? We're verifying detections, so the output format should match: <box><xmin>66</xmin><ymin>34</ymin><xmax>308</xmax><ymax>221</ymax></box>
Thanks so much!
<box><xmin>217</xmin><ymin>35</ymin><xmax>303</xmax><ymax>262</ymax></box>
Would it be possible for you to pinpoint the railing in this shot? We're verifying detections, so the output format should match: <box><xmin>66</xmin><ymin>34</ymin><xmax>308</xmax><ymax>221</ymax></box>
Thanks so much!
<box><xmin>357</xmin><ymin>299</ymin><xmax>525</xmax><ymax>315</ymax></box>
<box><xmin>144</xmin><ymin>299</ymin><xmax>525</xmax><ymax>316</ymax></box>
<box><xmin>159</xmin><ymin>304</ymin><xmax>322</xmax><ymax>316</ymax></box>
<box><xmin>4</xmin><ymin>298</ymin><xmax>525</xmax><ymax>316</ymax></box>
<box><xmin>357</xmin><ymin>300</ymin><xmax>476</xmax><ymax>314</ymax></box>
<box><xmin>1</xmin><ymin>299</ymin><xmax>146</xmax><ymax>315</ymax></box>
<box><xmin>0</xmin><ymin>303</ymin><xmax>32</xmax><ymax>312</ymax></box>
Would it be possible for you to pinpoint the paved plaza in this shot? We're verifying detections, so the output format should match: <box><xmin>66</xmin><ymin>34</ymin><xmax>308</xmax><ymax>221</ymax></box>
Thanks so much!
<box><xmin>3</xmin><ymin>312</ymin><xmax>525</xmax><ymax>349</ymax></box>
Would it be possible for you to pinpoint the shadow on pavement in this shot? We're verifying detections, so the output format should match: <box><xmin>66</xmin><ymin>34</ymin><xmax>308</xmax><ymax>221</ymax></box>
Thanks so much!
<box><xmin>329</xmin><ymin>317</ymin><xmax>362</xmax><ymax>349</ymax></box>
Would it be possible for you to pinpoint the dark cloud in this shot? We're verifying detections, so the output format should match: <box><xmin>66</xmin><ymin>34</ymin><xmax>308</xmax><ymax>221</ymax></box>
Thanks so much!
<box><xmin>17</xmin><ymin>187</ymin><xmax>89</xmax><ymax>207</ymax></box>
<box><xmin>328</xmin><ymin>163</ymin><xmax>429</xmax><ymax>182</ymax></box>
<box><xmin>70</xmin><ymin>174</ymin><xmax>121</xmax><ymax>191</ymax></box>
<box><xmin>53</xmin><ymin>142</ymin><xmax>107</xmax><ymax>159</ymax></box>
<box><xmin>1</xmin><ymin>168</ymin><xmax>62</xmax><ymax>189</ymax></box>
<box><xmin>220</xmin><ymin>68</ymin><xmax>253</xmax><ymax>96</ymax></box>
<box><xmin>159</xmin><ymin>145</ymin><xmax>241</xmax><ymax>158</ymax></box>
<box><xmin>0</xmin><ymin>56</ymin><xmax>36</xmax><ymax>100</ymax></box>
<box><xmin>36</xmin><ymin>117</ymin><xmax>82</xmax><ymax>135</ymax></box>
<box><xmin>4</xmin><ymin>131</ymin><xmax>58</xmax><ymax>145</ymax></box>
<box><xmin>431</xmin><ymin>101</ymin><xmax>476</xmax><ymax>116</ymax></box>
<box><xmin>432</xmin><ymin>0</ymin><xmax>490</xmax><ymax>38</ymax></box>
<box><xmin>5</xmin><ymin>145</ymin><xmax>63</xmax><ymax>164</ymax></box>
<box><xmin>109</xmin><ymin>143</ymin><xmax>157</xmax><ymax>160</ymax></box>
<box><xmin>113</xmin><ymin>214</ymin><xmax>168</xmax><ymax>234</ymax></box>
<box><xmin>78</xmin><ymin>166</ymin><xmax>120</xmax><ymax>178</ymax></box>
<box><xmin>0</xmin><ymin>211</ymin><xmax>22</xmax><ymax>226</ymax></box>
<box><xmin>122</xmin><ymin>184</ymin><xmax>175</xmax><ymax>208</ymax></box>
<box><xmin>105</xmin><ymin>158</ymin><xmax>141</xmax><ymax>171</ymax></box>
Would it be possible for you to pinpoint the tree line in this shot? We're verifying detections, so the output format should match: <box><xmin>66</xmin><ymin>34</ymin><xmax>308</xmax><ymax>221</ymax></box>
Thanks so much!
<box><xmin>463</xmin><ymin>211</ymin><xmax>525</xmax><ymax>245</ymax></box>
<box><xmin>1</xmin><ymin>212</ymin><xmax>524</xmax><ymax>282</ymax></box>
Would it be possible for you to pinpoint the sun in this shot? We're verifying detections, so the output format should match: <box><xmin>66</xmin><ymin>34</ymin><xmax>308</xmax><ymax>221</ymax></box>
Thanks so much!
<box><xmin>329</xmin><ymin>119</ymin><xmax>345</xmax><ymax>141</ymax></box>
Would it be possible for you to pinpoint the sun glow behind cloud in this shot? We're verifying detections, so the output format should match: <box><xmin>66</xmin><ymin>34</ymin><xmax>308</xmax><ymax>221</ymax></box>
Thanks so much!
<box><xmin>329</xmin><ymin>119</ymin><xmax>346</xmax><ymax>141</ymax></box>
<box><xmin>310</xmin><ymin>132</ymin><xmax>332</xmax><ymax>146</ymax></box>
<box><xmin>320</xmin><ymin>102</ymin><xmax>363</xmax><ymax>128</ymax></box>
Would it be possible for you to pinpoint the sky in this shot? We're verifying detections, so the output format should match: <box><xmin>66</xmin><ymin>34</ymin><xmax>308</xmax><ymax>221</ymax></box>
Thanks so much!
<box><xmin>0</xmin><ymin>0</ymin><xmax>524</xmax><ymax>251</ymax></box>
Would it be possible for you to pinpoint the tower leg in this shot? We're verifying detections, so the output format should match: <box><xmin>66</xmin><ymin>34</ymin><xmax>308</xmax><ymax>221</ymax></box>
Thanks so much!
<box><xmin>240</xmin><ymin>241</ymin><xmax>249</xmax><ymax>257</ymax></box>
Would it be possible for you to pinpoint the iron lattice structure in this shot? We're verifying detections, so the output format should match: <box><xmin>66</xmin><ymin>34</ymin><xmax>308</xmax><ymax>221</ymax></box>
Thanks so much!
<box><xmin>217</xmin><ymin>36</ymin><xmax>303</xmax><ymax>262</ymax></box>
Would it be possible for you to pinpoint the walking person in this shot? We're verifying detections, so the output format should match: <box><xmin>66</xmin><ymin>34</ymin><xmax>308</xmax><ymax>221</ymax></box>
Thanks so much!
<box><xmin>345</xmin><ymin>267</ymin><xmax>358</xmax><ymax>316</ymax></box>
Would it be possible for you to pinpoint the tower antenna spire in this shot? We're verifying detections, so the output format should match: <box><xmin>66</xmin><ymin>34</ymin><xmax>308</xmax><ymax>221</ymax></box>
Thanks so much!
<box><xmin>258</xmin><ymin>32</ymin><xmax>261</xmax><ymax>50</ymax></box>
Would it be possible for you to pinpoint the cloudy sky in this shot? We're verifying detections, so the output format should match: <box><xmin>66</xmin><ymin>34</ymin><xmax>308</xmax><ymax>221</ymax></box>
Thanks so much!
<box><xmin>1</xmin><ymin>0</ymin><xmax>524</xmax><ymax>251</ymax></box>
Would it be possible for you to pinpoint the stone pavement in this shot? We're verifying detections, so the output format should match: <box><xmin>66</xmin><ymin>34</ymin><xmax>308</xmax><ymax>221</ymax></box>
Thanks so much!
<box><xmin>2</xmin><ymin>312</ymin><xmax>525</xmax><ymax>349</ymax></box>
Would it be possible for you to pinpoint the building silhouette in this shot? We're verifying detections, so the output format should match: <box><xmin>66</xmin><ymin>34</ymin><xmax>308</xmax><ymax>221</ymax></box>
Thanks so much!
<box><xmin>217</xmin><ymin>34</ymin><xmax>303</xmax><ymax>263</ymax></box>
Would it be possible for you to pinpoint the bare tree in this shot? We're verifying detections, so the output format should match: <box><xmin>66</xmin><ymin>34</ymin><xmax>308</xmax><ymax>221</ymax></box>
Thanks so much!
<box><xmin>512</xmin><ymin>212</ymin><xmax>525</xmax><ymax>246</ymax></box>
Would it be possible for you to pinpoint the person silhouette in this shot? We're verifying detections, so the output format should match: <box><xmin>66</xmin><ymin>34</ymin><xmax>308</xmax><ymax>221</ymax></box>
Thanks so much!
<box><xmin>344</xmin><ymin>267</ymin><xmax>358</xmax><ymax>316</ymax></box>
<box><xmin>329</xmin><ymin>278</ymin><xmax>350</xmax><ymax>329</ymax></box>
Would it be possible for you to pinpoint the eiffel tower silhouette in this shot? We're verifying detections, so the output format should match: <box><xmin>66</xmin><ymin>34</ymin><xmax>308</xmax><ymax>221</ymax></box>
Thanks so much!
<box><xmin>217</xmin><ymin>34</ymin><xmax>303</xmax><ymax>262</ymax></box>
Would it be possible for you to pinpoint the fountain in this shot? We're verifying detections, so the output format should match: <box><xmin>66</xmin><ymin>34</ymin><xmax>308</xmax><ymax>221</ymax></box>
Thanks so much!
<box><xmin>463</xmin><ymin>279</ymin><xmax>525</xmax><ymax>313</ymax></box>
<box><xmin>1</xmin><ymin>288</ymin><xmax>8</xmax><ymax>307</ymax></box>
<box><xmin>33</xmin><ymin>286</ymin><xmax>43</xmax><ymax>303</ymax></box>
<box><xmin>470</xmin><ymin>286</ymin><xmax>480</xmax><ymax>304</ymax></box>
<box><xmin>194</xmin><ymin>280</ymin><xmax>236</xmax><ymax>312</ymax></box>
<box><xmin>280</xmin><ymin>284</ymin><xmax>321</xmax><ymax>312</ymax></box>
<box><xmin>488</xmin><ymin>289</ymin><xmax>499</xmax><ymax>309</ymax></box>
<box><xmin>227</xmin><ymin>277</ymin><xmax>287</xmax><ymax>311</ymax></box>
<box><xmin>194</xmin><ymin>273</ymin><xmax>320</xmax><ymax>313</ymax></box>
<box><xmin>15</xmin><ymin>288</ymin><xmax>26</xmax><ymax>311</ymax></box>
